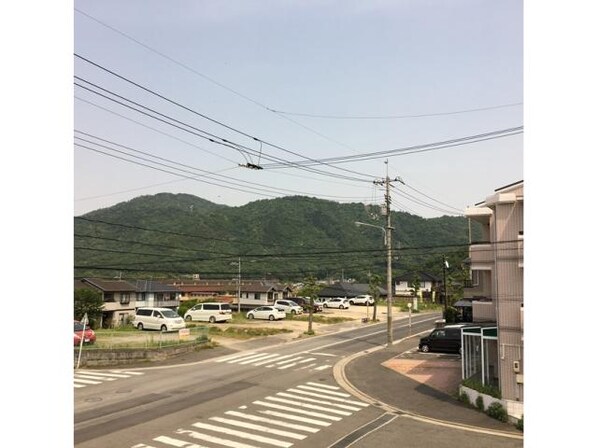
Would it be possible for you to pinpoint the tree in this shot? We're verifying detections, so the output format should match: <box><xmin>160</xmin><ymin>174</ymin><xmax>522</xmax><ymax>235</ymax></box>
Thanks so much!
<box><xmin>300</xmin><ymin>275</ymin><xmax>323</xmax><ymax>335</ymax></box>
<box><xmin>74</xmin><ymin>288</ymin><xmax>104</xmax><ymax>328</ymax></box>
<box><xmin>368</xmin><ymin>273</ymin><xmax>383</xmax><ymax>322</ymax></box>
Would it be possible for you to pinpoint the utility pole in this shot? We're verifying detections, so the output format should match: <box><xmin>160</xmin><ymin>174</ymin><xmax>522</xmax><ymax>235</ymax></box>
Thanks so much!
<box><xmin>373</xmin><ymin>161</ymin><xmax>403</xmax><ymax>346</ymax></box>
<box><xmin>443</xmin><ymin>255</ymin><xmax>449</xmax><ymax>317</ymax></box>
<box><xmin>237</xmin><ymin>257</ymin><xmax>241</xmax><ymax>313</ymax></box>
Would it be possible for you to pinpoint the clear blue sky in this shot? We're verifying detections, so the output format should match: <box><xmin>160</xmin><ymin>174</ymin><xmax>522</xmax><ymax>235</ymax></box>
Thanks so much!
<box><xmin>73</xmin><ymin>0</ymin><xmax>523</xmax><ymax>218</ymax></box>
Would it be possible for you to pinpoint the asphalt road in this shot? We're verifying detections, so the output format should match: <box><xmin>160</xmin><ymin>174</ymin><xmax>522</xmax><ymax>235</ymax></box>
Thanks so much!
<box><xmin>74</xmin><ymin>313</ymin><xmax>523</xmax><ymax>448</ymax></box>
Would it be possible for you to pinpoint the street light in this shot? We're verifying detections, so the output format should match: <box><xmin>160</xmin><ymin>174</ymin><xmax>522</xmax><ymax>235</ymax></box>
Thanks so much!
<box><xmin>355</xmin><ymin>221</ymin><xmax>394</xmax><ymax>346</ymax></box>
<box><xmin>230</xmin><ymin>257</ymin><xmax>242</xmax><ymax>313</ymax></box>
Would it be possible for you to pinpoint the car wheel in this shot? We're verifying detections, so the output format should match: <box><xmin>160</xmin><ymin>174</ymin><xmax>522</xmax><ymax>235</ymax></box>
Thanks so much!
<box><xmin>269</xmin><ymin>315</ymin><xmax>275</xmax><ymax>321</ymax></box>
<box><xmin>339</xmin><ymin>305</ymin><xmax>344</xmax><ymax>309</ymax></box>
<box><xmin>323</xmin><ymin>304</ymin><xmax>328</xmax><ymax>308</ymax></box>
<box><xmin>185</xmin><ymin>315</ymin><xmax>192</xmax><ymax>322</ymax></box>
<box><xmin>291</xmin><ymin>310</ymin><xmax>296</xmax><ymax>315</ymax></box>
<box><xmin>160</xmin><ymin>324</ymin><xmax>167</xmax><ymax>332</ymax></box>
<box><xmin>248</xmin><ymin>314</ymin><xmax>254</xmax><ymax>319</ymax></box>
<box><xmin>209</xmin><ymin>316</ymin><xmax>216</xmax><ymax>324</ymax></box>
<box><xmin>421</xmin><ymin>344</ymin><xmax>430</xmax><ymax>353</ymax></box>
<box><xmin>137</xmin><ymin>323</ymin><xmax>144</xmax><ymax>330</ymax></box>
<box><xmin>349</xmin><ymin>300</ymin><xmax>354</xmax><ymax>305</ymax></box>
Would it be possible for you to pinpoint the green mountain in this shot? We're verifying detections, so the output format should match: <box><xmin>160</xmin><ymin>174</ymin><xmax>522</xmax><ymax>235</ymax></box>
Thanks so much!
<box><xmin>74</xmin><ymin>193</ymin><xmax>478</xmax><ymax>282</ymax></box>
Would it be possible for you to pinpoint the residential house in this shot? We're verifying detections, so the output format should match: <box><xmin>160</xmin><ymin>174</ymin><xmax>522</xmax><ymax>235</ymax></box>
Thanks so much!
<box><xmin>461</xmin><ymin>180</ymin><xmax>523</xmax><ymax>421</ymax></box>
<box><xmin>168</xmin><ymin>279</ymin><xmax>292</xmax><ymax>308</ymax></box>
<box><xmin>394</xmin><ymin>271</ymin><xmax>441</xmax><ymax>299</ymax></box>
<box><xmin>76</xmin><ymin>278</ymin><xmax>182</xmax><ymax>328</ymax></box>
<box><xmin>317</xmin><ymin>281</ymin><xmax>387</xmax><ymax>299</ymax></box>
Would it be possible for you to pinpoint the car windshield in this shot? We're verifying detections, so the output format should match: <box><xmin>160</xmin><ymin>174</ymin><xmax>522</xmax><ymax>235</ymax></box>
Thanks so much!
<box><xmin>161</xmin><ymin>309</ymin><xmax>179</xmax><ymax>318</ymax></box>
<box><xmin>74</xmin><ymin>322</ymin><xmax>86</xmax><ymax>331</ymax></box>
<box><xmin>288</xmin><ymin>301</ymin><xmax>298</xmax><ymax>306</ymax></box>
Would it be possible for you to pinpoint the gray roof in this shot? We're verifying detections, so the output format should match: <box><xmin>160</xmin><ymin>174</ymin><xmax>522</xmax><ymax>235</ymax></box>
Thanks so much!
<box><xmin>318</xmin><ymin>282</ymin><xmax>386</xmax><ymax>298</ymax></box>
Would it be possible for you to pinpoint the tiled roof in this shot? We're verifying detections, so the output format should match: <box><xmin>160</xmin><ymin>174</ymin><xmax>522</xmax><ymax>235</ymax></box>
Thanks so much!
<box><xmin>80</xmin><ymin>278</ymin><xmax>137</xmax><ymax>292</ymax></box>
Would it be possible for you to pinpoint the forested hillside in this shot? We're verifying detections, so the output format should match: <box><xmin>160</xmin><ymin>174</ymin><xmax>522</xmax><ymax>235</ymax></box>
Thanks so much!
<box><xmin>74</xmin><ymin>193</ymin><xmax>479</xmax><ymax>282</ymax></box>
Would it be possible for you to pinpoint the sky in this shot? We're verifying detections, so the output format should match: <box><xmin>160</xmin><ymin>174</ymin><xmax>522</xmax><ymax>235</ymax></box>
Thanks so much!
<box><xmin>73</xmin><ymin>0</ymin><xmax>523</xmax><ymax>219</ymax></box>
<box><xmin>6</xmin><ymin>1</ymin><xmax>598</xmax><ymax>445</ymax></box>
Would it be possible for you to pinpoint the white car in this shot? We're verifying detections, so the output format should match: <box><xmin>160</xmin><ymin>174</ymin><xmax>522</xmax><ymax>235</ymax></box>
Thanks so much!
<box><xmin>247</xmin><ymin>306</ymin><xmax>286</xmax><ymax>321</ymax></box>
<box><xmin>349</xmin><ymin>294</ymin><xmax>375</xmax><ymax>306</ymax></box>
<box><xmin>323</xmin><ymin>298</ymin><xmax>351</xmax><ymax>309</ymax></box>
<box><xmin>273</xmin><ymin>300</ymin><xmax>303</xmax><ymax>315</ymax></box>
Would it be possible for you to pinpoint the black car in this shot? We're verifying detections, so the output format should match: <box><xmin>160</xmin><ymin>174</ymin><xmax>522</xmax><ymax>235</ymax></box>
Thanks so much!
<box><xmin>288</xmin><ymin>297</ymin><xmax>323</xmax><ymax>313</ymax></box>
<box><xmin>418</xmin><ymin>325</ymin><xmax>465</xmax><ymax>354</ymax></box>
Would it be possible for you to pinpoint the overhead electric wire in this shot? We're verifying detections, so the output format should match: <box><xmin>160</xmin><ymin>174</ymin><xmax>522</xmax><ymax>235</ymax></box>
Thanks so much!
<box><xmin>268</xmin><ymin>102</ymin><xmax>523</xmax><ymax>120</ymax></box>
<box><xmin>261</xmin><ymin>126</ymin><xmax>523</xmax><ymax>169</ymax></box>
<box><xmin>74</xmin><ymin>54</ymin><xmax>378</xmax><ymax>182</ymax></box>
<box><xmin>75</xmin><ymin>131</ymin><xmax>376</xmax><ymax>202</ymax></box>
<box><xmin>74</xmin><ymin>82</ymin><xmax>373</xmax><ymax>183</ymax></box>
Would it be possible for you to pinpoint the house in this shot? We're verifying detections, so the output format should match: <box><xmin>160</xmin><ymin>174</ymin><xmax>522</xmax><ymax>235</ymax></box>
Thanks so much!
<box><xmin>317</xmin><ymin>281</ymin><xmax>387</xmax><ymax>299</ymax></box>
<box><xmin>394</xmin><ymin>271</ymin><xmax>442</xmax><ymax>299</ymax></box>
<box><xmin>167</xmin><ymin>279</ymin><xmax>293</xmax><ymax>309</ymax></box>
<box><xmin>76</xmin><ymin>278</ymin><xmax>182</xmax><ymax>328</ymax></box>
<box><xmin>461</xmin><ymin>180</ymin><xmax>523</xmax><ymax>421</ymax></box>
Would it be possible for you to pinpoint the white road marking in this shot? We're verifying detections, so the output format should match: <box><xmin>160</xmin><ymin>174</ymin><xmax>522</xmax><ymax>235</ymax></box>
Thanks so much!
<box><xmin>286</xmin><ymin>388</ymin><xmax>369</xmax><ymax>407</ymax></box>
<box><xmin>78</xmin><ymin>371</ymin><xmax>136</xmax><ymax>378</ymax></box>
<box><xmin>297</xmin><ymin>384</ymin><xmax>350</xmax><ymax>397</ymax></box>
<box><xmin>176</xmin><ymin>428</ymin><xmax>258</xmax><ymax>448</ymax></box>
<box><xmin>306</xmin><ymin>381</ymin><xmax>340</xmax><ymax>390</ymax></box>
<box><xmin>74</xmin><ymin>374</ymin><xmax>118</xmax><ymax>381</ymax></box>
<box><xmin>275</xmin><ymin>392</ymin><xmax>362</xmax><ymax>411</ymax></box>
<box><xmin>152</xmin><ymin>435</ymin><xmax>205</xmax><ymax>447</ymax></box>
<box><xmin>189</xmin><ymin>422</ymin><xmax>292</xmax><ymax>448</ymax></box>
<box><xmin>216</xmin><ymin>352</ymin><xmax>257</xmax><ymax>363</ymax></box>
<box><xmin>209</xmin><ymin>416</ymin><xmax>306</xmax><ymax>440</ymax></box>
<box><xmin>229</xmin><ymin>353</ymin><xmax>274</xmax><ymax>364</ymax></box>
<box><xmin>264</xmin><ymin>396</ymin><xmax>352</xmax><ymax>416</ymax></box>
<box><xmin>258</xmin><ymin>410</ymin><xmax>331</xmax><ymax>427</ymax></box>
<box><xmin>314</xmin><ymin>365</ymin><xmax>331</xmax><ymax>371</ymax></box>
<box><xmin>238</xmin><ymin>353</ymin><xmax>280</xmax><ymax>365</ymax></box>
<box><xmin>225</xmin><ymin>411</ymin><xmax>320</xmax><ymax>433</ymax></box>
<box><xmin>73</xmin><ymin>378</ymin><xmax>102</xmax><ymax>385</ymax></box>
<box><xmin>278</xmin><ymin>357</ymin><xmax>317</xmax><ymax>369</ymax></box>
<box><xmin>253</xmin><ymin>401</ymin><xmax>341</xmax><ymax>421</ymax></box>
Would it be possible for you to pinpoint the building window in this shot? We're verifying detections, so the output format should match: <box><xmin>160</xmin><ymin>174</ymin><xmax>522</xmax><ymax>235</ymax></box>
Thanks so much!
<box><xmin>120</xmin><ymin>293</ymin><xmax>130</xmax><ymax>305</ymax></box>
<box><xmin>255</xmin><ymin>293</ymin><xmax>261</xmax><ymax>300</ymax></box>
<box><xmin>472</xmin><ymin>271</ymin><xmax>480</xmax><ymax>287</ymax></box>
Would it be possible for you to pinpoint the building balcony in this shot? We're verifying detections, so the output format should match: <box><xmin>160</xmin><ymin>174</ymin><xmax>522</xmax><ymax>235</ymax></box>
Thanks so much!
<box><xmin>469</xmin><ymin>242</ymin><xmax>494</xmax><ymax>270</ymax></box>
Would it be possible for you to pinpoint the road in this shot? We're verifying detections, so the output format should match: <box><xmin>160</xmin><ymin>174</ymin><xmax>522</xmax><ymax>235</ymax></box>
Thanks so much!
<box><xmin>74</xmin><ymin>313</ymin><xmax>522</xmax><ymax>448</ymax></box>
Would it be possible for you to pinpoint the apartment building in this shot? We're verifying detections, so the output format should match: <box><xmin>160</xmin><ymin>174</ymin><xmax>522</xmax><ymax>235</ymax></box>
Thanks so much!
<box><xmin>463</xmin><ymin>180</ymin><xmax>523</xmax><ymax>419</ymax></box>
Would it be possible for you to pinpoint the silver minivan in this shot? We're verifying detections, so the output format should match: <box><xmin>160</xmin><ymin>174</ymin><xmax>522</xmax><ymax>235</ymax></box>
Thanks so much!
<box><xmin>184</xmin><ymin>302</ymin><xmax>232</xmax><ymax>323</ymax></box>
<box><xmin>132</xmin><ymin>307</ymin><xmax>186</xmax><ymax>332</ymax></box>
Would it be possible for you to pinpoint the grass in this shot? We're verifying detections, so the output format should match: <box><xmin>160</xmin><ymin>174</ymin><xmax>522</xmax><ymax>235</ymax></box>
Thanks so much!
<box><xmin>207</xmin><ymin>326</ymin><xmax>293</xmax><ymax>339</ymax></box>
<box><xmin>289</xmin><ymin>314</ymin><xmax>354</xmax><ymax>324</ymax></box>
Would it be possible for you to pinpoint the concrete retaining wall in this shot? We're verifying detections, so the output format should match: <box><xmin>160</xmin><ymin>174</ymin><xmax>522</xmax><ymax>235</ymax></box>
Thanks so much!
<box><xmin>74</xmin><ymin>340</ymin><xmax>206</xmax><ymax>368</ymax></box>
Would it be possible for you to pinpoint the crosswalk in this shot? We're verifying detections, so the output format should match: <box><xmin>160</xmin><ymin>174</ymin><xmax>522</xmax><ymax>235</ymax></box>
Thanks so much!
<box><xmin>131</xmin><ymin>381</ymin><xmax>370</xmax><ymax>448</ymax></box>
<box><xmin>74</xmin><ymin>369</ymin><xmax>145</xmax><ymax>388</ymax></box>
<box><xmin>214</xmin><ymin>351</ymin><xmax>336</xmax><ymax>372</ymax></box>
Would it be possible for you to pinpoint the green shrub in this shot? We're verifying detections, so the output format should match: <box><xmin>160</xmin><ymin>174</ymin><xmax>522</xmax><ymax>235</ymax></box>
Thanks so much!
<box><xmin>461</xmin><ymin>378</ymin><xmax>502</xmax><ymax>399</ymax></box>
<box><xmin>486</xmin><ymin>402</ymin><xmax>508</xmax><ymax>422</ymax></box>
<box><xmin>475</xmin><ymin>396</ymin><xmax>484</xmax><ymax>411</ymax></box>
<box><xmin>516</xmin><ymin>415</ymin><xmax>524</xmax><ymax>431</ymax></box>
<box><xmin>458</xmin><ymin>392</ymin><xmax>470</xmax><ymax>405</ymax></box>
<box><xmin>444</xmin><ymin>306</ymin><xmax>459</xmax><ymax>323</ymax></box>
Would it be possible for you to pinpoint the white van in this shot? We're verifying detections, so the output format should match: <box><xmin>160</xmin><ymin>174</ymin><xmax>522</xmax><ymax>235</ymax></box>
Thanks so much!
<box><xmin>132</xmin><ymin>307</ymin><xmax>186</xmax><ymax>332</ymax></box>
<box><xmin>184</xmin><ymin>302</ymin><xmax>232</xmax><ymax>323</ymax></box>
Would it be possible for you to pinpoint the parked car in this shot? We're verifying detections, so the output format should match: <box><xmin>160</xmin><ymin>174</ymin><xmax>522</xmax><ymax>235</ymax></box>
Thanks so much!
<box><xmin>349</xmin><ymin>294</ymin><xmax>375</xmax><ymax>306</ymax></box>
<box><xmin>289</xmin><ymin>297</ymin><xmax>323</xmax><ymax>313</ymax></box>
<box><xmin>246</xmin><ymin>306</ymin><xmax>286</xmax><ymax>321</ymax></box>
<box><xmin>323</xmin><ymin>297</ymin><xmax>351</xmax><ymax>309</ymax></box>
<box><xmin>184</xmin><ymin>302</ymin><xmax>232</xmax><ymax>323</ymax></box>
<box><xmin>132</xmin><ymin>307</ymin><xmax>185</xmax><ymax>332</ymax></box>
<box><xmin>74</xmin><ymin>320</ymin><xmax>96</xmax><ymax>346</ymax></box>
<box><xmin>418</xmin><ymin>324</ymin><xmax>466</xmax><ymax>354</ymax></box>
<box><xmin>273</xmin><ymin>299</ymin><xmax>303</xmax><ymax>315</ymax></box>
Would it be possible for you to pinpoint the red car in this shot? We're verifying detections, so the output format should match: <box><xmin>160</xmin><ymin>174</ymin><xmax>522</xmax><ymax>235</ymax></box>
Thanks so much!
<box><xmin>74</xmin><ymin>320</ymin><xmax>96</xmax><ymax>346</ymax></box>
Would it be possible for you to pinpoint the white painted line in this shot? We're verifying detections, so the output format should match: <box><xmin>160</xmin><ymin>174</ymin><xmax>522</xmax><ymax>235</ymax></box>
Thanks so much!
<box><xmin>274</xmin><ymin>356</ymin><xmax>303</xmax><ymax>365</ymax></box>
<box><xmin>189</xmin><ymin>422</ymin><xmax>292</xmax><ymax>448</ymax></box>
<box><xmin>253</xmin><ymin>401</ymin><xmax>341</xmax><ymax>421</ymax></box>
<box><xmin>209</xmin><ymin>417</ymin><xmax>306</xmax><ymax>440</ymax></box>
<box><xmin>215</xmin><ymin>352</ymin><xmax>257</xmax><ymax>363</ymax></box>
<box><xmin>258</xmin><ymin>410</ymin><xmax>331</xmax><ymax>427</ymax></box>
<box><xmin>296</xmin><ymin>363</ymin><xmax>318</xmax><ymax>370</ymax></box>
<box><xmin>314</xmin><ymin>365</ymin><xmax>331</xmax><ymax>371</ymax></box>
<box><xmin>276</xmin><ymin>392</ymin><xmax>362</xmax><ymax>411</ymax></box>
<box><xmin>264</xmin><ymin>396</ymin><xmax>352</xmax><ymax>416</ymax></box>
<box><xmin>297</xmin><ymin>385</ymin><xmax>350</xmax><ymax>397</ymax></box>
<box><xmin>110</xmin><ymin>370</ymin><xmax>145</xmax><ymax>375</ymax></box>
<box><xmin>74</xmin><ymin>374</ymin><xmax>117</xmax><ymax>381</ymax></box>
<box><xmin>305</xmin><ymin>381</ymin><xmax>340</xmax><ymax>390</ymax></box>
<box><xmin>278</xmin><ymin>358</ymin><xmax>316</xmax><ymax>369</ymax></box>
<box><xmin>152</xmin><ymin>435</ymin><xmax>204</xmax><ymax>447</ymax></box>
<box><xmin>238</xmin><ymin>353</ymin><xmax>280</xmax><ymax>365</ymax></box>
<box><xmin>287</xmin><ymin>388</ymin><xmax>368</xmax><ymax>407</ymax></box>
<box><xmin>229</xmin><ymin>353</ymin><xmax>274</xmax><ymax>364</ymax></box>
<box><xmin>308</xmin><ymin>352</ymin><xmax>337</xmax><ymax>357</ymax></box>
<box><xmin>74</xmin><ymin>383</ymin><xmax>85</xmax><ymax>388</ymax></box>
<box><xmin>73</xmin><ymin>378</ymin><xmax>102</xmax><ymax>385</ymax></box>
<box><xmin>79</xmin><ymin>371</ymin><xmax>136</xmax><ymax>378</ymax></box>
<box><xmin>225</xmin><ymin>411</ymin><xmax>319</xmax><ymax>433</ymax></box>
<box><xmin>176</xmin><ymin>428</ymin><xmax>258</xmax><ymax>448</ymax></box>
<box><xmin>131</xmin><ymin>444</ymin><xmax>159</xmax><ymax>448</ymax></box>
